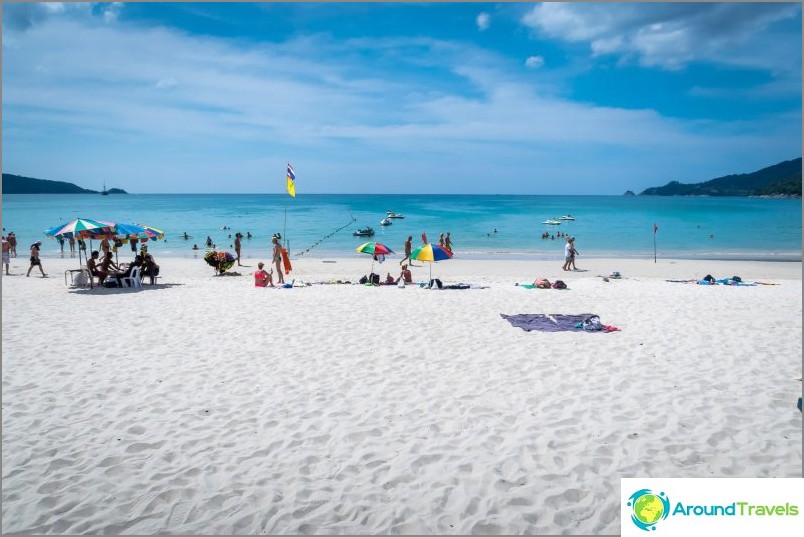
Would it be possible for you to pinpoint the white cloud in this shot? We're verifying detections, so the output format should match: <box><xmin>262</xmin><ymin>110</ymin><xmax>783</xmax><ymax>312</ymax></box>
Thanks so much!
<box><xmin>155</xmin><ymin>77</ymin><xmax>178</xmax><ymax>90</ymax></box>
<box><xmin>103</xmin><ymin>3</ymin><xmax>124</xmax><ymax>24</ymax></box>
<box><xmin>476</xmin><ymin>12</ymin><xmax>490</xmax><ymax>31</ymax></box>
<box><xmin>524</xmin><ymin>55</ymin><xmax>544</xmax><ymax>69</ymax></box>
<box><xmin>521</xmin><ymin>2</ymin><xmax>801</xmax><ymax>72</ymax></box>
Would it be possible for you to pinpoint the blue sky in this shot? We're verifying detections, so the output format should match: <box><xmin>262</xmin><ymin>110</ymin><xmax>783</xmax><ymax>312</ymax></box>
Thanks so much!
<box><xmin>2</xmin><ymin>2</ymin><xmax>801</xmax><ymax>194</ymax></box>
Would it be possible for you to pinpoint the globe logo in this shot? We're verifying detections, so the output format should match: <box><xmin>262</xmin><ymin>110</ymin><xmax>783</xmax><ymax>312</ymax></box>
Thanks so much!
<box><xmin>627</xmin><ymin>489</ymin><xmax>670</xmax><ymax>531</ymax></box>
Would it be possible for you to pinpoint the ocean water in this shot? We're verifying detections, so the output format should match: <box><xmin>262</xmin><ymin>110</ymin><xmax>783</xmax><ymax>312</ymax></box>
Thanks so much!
<box><xmin>1</xmin><ymin>194</ymin><xmax>801</xmax><ymax>261</ymax></box>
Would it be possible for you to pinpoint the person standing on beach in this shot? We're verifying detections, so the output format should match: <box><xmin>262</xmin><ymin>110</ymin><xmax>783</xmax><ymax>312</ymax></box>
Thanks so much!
<box><xmin>2</xmin><ymin>236</ymin><xmax>10</xmax><ymax>275</ymax></box>
<box><xmin>100</xmin><ymin>237</ymin><xmax>111</xmax><ymax>257</ymax></box>
<box><xmin>438</xmin><ymin>233</ymin><xmax>445</xmax><ymax>248</ymax></box>
<box><xmin>444</xmin><ymin>232</ymin><xmax>452</xmax><ymax>252</ymax></box>
<box><xmin>272</xmin><ymin>236</ymin><xmax>284</xmax><ymax>284</ymax></box>
<box><xmin>8</xmin><ymin>232</ymin><xmax>17</xmax><ymax>257</ymax></box>
<box><xmin>400</xmin><ymin>236</ymin><xmax>413</xmax><ymax>266</ymax></box>
<box><xmin>68</xmin><ymin>236</ymin><xmax>76</xmax><ymax>256</ymax></box>
<box><xmin>234</xmin><ymin>233</ymin><xmax>242</xmax><ymax>266</ymax></box>
<box><xmin>26</xmin><ymin>241</ymin><xmax>46</xmax><ymax>277</ymax></box>
<box><xmin>562</xmin><ymin>237</ymin><xmax>573</xmax><ymax>271</ymax></box>
<box><xmin>57</xmin><ymin>237</ymin><xmax>65</xmax><ymax>254</ymax></box>
<box><xmin>569</xmin><ymin>237</ymin><xmax>579</xmax><ymax>270</ymax></box>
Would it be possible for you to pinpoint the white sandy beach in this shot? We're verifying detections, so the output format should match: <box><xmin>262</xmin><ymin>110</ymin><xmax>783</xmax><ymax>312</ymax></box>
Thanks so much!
<box><xmin>2</xmin><ymin>255</ymin><xmax>801</xmax><ymax>534</ymax></box>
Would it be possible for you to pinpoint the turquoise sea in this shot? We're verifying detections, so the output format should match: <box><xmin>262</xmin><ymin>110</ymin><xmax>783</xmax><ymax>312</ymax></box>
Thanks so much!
<box><xmin>1</xmin><ymin>194</ymin><xmax>801</xmax><ymax>261</ymax></box>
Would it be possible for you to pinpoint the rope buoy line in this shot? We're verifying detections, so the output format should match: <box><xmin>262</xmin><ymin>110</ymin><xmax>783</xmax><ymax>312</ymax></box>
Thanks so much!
<box><xmin>293</xmin><ymin>212</ymin><xmax>357</xmax><ymax>257</ymax></box>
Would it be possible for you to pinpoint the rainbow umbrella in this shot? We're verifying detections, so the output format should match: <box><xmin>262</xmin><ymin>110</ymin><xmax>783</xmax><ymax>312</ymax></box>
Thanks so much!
<box><xmin>356</xmin><ymin>242</ymin><xmax>394</xmax><ymax>277</ymax></box>
<box><xmin>44</xmin><ymin>217</ymin><xmax>112</xmax><ymax>239</ymax></box>
<box><xmin>408</xmin><ymin>243</ymin><xmax>453</xmax><ymax>282</ymax></box>
<box><xmin>44</xmin><ymin>217</ymin><xmax>113</xmax><ymax>269</ymax></box>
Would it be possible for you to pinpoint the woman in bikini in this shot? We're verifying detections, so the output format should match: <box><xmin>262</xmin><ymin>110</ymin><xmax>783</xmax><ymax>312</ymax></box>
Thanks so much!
<box><xmin>272</xmin><ymin>236</ymin><xmax>284</xmax><ymax>284</ymax></box>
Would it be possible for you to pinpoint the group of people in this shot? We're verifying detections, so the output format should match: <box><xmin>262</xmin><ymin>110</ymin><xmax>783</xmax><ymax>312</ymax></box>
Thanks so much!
<box><xmin>254</xmin><ymin>233</ymin><xmax>287</xmax><ymax>287</ymax></box>
<box><xmin>85</xmin><ymin>246</ymin><xmax>160</xmax><ymax>287</ymax></box>
<box><xmin>3</xmin><ymin>235</ymin><xmax>47</xmax><ymax>278</ymax></box>
<box><xmin>542</xmin><ymin>230</ymin><xmax>570</xmax><ymax>241</ymax></box>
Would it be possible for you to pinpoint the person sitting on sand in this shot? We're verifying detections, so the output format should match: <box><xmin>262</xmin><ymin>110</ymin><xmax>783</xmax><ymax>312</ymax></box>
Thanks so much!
<box><xmin>397</xmin><ymin>264</ymin><xmax>413</xmax><ymax>284</ymax></box>
<box><xmin>384</xmin><ymin>272</ymin><xmax>395</xmax><ymax>285</ymax></box>
<box><xmin>254</xmin><ymin>262</ymin><xmax>274</xmax><ymax>287</ymax></box>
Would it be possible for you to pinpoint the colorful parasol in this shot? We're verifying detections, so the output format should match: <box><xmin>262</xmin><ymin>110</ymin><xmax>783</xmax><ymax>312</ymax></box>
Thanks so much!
<box><xmin>44</xmin><ymin>217</ymin><xmax>112</xmax><ymax>239</ymax></box>
<box><xmin>355</xmin><ymin>242</ymin><xmax>394</xmax><ymax>256</ymax></box>
<box><xmin>408</xmin><ymin>243</ymin><xmax>453</xmax><ymax>282</ymax></box>
<box><xmin>355</xmin><ymin>242</ymin><xmax>394</xmax><ymax>278</ymax></box>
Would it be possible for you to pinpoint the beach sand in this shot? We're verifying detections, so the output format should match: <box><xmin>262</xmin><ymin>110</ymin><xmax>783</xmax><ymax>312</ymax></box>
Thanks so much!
<box><xmin>2</xmin><ymin>255</ymin><xmax>801</xmax><ymax>534</ymax></box>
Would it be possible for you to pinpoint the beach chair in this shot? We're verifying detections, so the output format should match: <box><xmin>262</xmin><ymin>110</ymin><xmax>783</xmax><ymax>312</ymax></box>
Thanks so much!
<box><xmin>121</xmin><ymin>266</ymin><xmax>142</xmax><ymax>290</ymax></box>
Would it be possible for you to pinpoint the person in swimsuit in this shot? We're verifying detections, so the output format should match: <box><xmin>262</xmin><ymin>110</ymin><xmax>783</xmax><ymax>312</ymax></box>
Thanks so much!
<box><xmin>272</xmin><ymin>236</ymin><xmax>284</xmax><ymax>284</ymax></box>
<box><xmin>26</xmin><ymin>241</ymin><xmax>46</xmax><ymax>277</ymax></box>
<box><xmin>68</xmin><ymin>236</ymin><xmax>76</xmax><ymax>255</ymax></box>
<box><xmin>562</xmin><ymin>237</ymin><xmax>573</xmax><ymax>271</ymax></box>
<box><xmin>400</xmin><ymin>235</ymin><xmax>413</xmax><ymax>266</ymax></box>
<box><xmin>234</xmin><ymin>233</ymin><xmax>242</xmax><ymax>266</ymax></box>
<box><xmin>254</xmin><ymin>261</ymin><xmax>274</xmax><ymax>287</ymax></box>
<box><xmin>444</xmin><ymin>232</ymin><xmax>452</xmax><ymax>252</ymax></box>
<box><xmin>8</xmin><ymin>232</ymin><xmax>17</xmax><ymax>257</ymax></box>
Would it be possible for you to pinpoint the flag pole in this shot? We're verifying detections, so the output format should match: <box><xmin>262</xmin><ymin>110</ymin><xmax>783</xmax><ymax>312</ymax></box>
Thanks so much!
<box><xmin>653</xmin><ymin>223</ymin><xmax>657</xmax><ymax>263</ymax></box>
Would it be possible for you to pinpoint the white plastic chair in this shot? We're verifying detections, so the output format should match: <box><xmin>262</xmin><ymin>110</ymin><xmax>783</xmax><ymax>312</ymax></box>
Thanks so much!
<box><xmin>121</xmin><ymin>266</ymin><xmax>142</xmax><ymax>290</ymax></box>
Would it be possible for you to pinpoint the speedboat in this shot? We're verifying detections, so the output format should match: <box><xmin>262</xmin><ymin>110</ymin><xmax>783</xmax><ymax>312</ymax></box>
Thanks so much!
<box><xmin>542</xmin><ymin>219</ymin><xmax>562</xmax><ymax>225</ymax></box>
<box><xmin>386</xmin><ymin>210</ymin><xmax>405</xmax><ymax>219</ymax></box>
<box><xmin>353</xmin><ymin>227</ymin><xmax>375</xmax><ymax>237</ymax></box>
<box><xmin>379</xmin><ymin>218</ymin><xmax>392</xmax><ymax>226</ymax></box>
<box><xmin>559</xmin><ymin>215</ymin><xmax>575</xmax><ymax>221</ymax></box>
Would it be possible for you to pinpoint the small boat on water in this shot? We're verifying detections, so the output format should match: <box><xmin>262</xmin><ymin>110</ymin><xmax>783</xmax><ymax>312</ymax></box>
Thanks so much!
<box><xmin>379</xmin><ymin>218</ymin><xmax>392</xmax><ymax>226</ymax></box>
<box><xmin>542</xmin><ymin>219</ymin><xmax>562</xmax><ymax>225</ymax></box>
<box><xmin>386</xmin><ymin>210</ymin><xmax>405</xmax><ymax>219</ymax></box>
<box><xmin>101</xmin><ymin>181</ymin><xmax>109</xmax><ymax>196</ymax></box>
<box><xmin>353</xmin><ymin>227</ymin><xmax>375</xmax><ymax>237</ymax></box>
<box><xmin>559</xmin><ymin>215</ymin><xmax>575</xmax><ymax>221</ymax></box>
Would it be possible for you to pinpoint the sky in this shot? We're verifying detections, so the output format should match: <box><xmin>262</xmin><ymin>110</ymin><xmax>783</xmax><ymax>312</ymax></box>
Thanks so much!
<box><xmin>2</xmin><ymin>1</ymin><xmax>801</xmax><ymax>194</ymax></box>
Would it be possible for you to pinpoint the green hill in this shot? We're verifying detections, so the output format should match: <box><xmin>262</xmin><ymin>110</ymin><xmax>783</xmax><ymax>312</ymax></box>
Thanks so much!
<box><xmin>2</xmin><ymin>173</ymin><xmax>127</xmax><ymax>194</ymax></box>
<box><xmin>640</xmin><ymin>158</ymin><xmax>802</xmax><ymax>196</ymax></box>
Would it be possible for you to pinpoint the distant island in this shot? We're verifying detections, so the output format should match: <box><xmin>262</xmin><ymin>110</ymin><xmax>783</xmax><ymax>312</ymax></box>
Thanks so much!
<box><xmin>639</xmin><ymin>157</ymin><xmax>801</xmax><ymax>197</ymax></box>
<box><xmin>623</xmin><ymin>190</ymin><xmax>636</xmax><ymax>196</ymax></box>
<box><xmin>2</xmin><ymin>173</ymin><xmax>128</xmax><ymax>194</ymax></box>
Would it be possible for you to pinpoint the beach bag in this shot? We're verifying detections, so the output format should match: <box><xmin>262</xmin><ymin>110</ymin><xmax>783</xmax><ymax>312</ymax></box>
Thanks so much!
<box><xmin>535</xmin><ymin>278</ymin><xmax>551</xmax><ymax>289</ymax></box>
<box><xmin>429</xmin><ymin>278</ymin><xmax>443</xmax><ymax>289</ymax></box>
<box><xmin>731</xmin><ymin>276</ymin><xmax>742</xmax><ymax>283</ymax></box>
<box><xmin>397</xmin><ymin>278</ymin><xmax>405</xmax><ymax>288</ymax></box>
<box><xmin>582</xmin><ymin>315</ymin><xmax>603</xmax><ymax>331</ymax></box>
<box><xmin>359</xmin><ymin>275</ymin><xmax>368</xmax><ymax>284</ymax></box>
<box><xmin>703</xmin><ymin>274</ymin><xmax>716</xmax><ymax>284</ymax></box>
<box><xmin>72</xmin><ymin>270</ymin><xmax>88</xmax><ymax>287</ymax></box>
<box><xmin>370</xmin><ymin>273</ymin><xmax>380</xmax><ymax>285</ymax></box>
<box><xmin>552</xmin><ymin>280</ymin><xmax>567</xmax><ymax>289</ymax></box>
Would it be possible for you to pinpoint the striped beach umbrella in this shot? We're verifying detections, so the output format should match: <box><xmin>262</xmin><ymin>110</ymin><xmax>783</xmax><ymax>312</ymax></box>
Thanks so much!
<box><xmin>44</xmin><ymin>217</ymin><xmax>111</xmax><ymax>239</ymax></box>
<box><xmin>355</xmin><ymin>242</ymin><xmax>394</xmax><ymax>256</ymax></box>
<box><xmin>355</xmin><ymin>242</ymin><xmax>394</xmax><ymax>278</ymax></box>
<box><xmin>408</xmin><ymin>243</ymin><xmax>453</xmax><ymax>282</ymax></box>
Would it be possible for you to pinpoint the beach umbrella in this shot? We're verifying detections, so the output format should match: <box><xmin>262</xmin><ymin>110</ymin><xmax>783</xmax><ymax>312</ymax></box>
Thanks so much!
<box><xmin>86</xmin><ymin>222</ymin><xmax>165</xmax><ymax>263</ymax></box>
<box><xmin>355</xmin><ymin>242</ymin><xmax>394</xmax><ymax>276</ymax></box>
<box><xmin>45</xmin><ymin>217</ymin><xmax>112</xmax><ymax>239</ymax></box>
<box><xmin>44</xmin><ymin>217</ymin><xmax>112</xmax><ymax>268</ymax></box>
<box><xmin>408</xmin><ymin>243</ymin><xmax>453</xmax><ymax>282</ymax></box>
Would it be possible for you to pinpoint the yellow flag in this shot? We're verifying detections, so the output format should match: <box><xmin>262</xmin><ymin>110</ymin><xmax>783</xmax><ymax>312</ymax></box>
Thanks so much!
<box><xmin>286</xmin><ymin>163</ymin><xmax>296</xmax><ymax>197</ymax></box>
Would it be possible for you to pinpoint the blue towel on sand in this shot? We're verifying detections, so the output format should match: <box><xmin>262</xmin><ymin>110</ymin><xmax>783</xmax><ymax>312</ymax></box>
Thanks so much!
<box><xmin>501</xmin><ymin>313</ymin><xmax>595</xmax><ymax>332</ymax></box>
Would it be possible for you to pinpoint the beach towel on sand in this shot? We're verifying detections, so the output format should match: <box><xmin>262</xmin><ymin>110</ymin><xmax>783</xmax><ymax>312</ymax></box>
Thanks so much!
<box><xmin>500</xmin><ymin>313</ymin><xmax>595</xmax><ymax>332</ymax></box>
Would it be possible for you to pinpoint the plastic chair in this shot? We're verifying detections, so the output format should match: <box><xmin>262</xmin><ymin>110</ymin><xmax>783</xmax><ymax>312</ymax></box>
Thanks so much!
<box><xmin>121</xmin><ymin>266</ymin><xmax>142</xmax><ymax>290</ymax></box>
